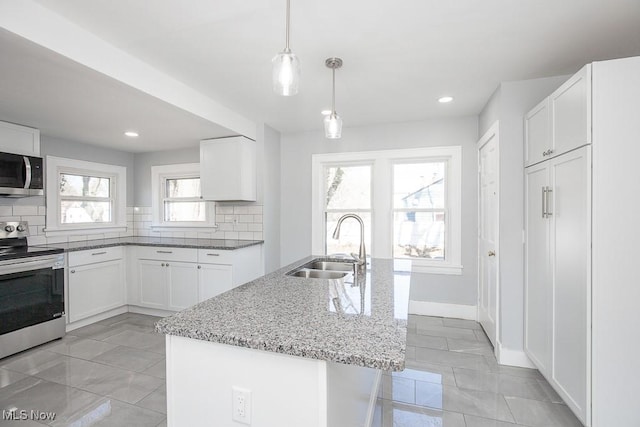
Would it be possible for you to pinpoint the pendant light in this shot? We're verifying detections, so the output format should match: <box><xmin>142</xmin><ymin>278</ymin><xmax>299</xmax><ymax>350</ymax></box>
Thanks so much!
<box><xmin>272</xmin><ymin>0</ymin><xmax>300</xmax><ymax>96</ymax></box>
<box><xmin>324</xmin><ymin>57</ymin><xmax>343</xmax><ymax>139</ymax></box>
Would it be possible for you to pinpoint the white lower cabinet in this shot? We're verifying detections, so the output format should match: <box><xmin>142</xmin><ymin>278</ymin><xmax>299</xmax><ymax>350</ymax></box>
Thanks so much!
<box><xmin>68</xmin><ymin>248</ymin><xmax>125</xmax><ymax>323</ymax></box>
<box><xmin>138</xmin><ymin>259</ymin><xmax>170</xmax><ymax>309</ymax></box>
<box><xmin>198</xmin><ymin>263</ymin><xmax>233</xmax><ymax>301</ymax></box>
<box><xmin>168</xmin><ymin>261</ymin><xmax>199</xmax><ymax>311</ymax></box>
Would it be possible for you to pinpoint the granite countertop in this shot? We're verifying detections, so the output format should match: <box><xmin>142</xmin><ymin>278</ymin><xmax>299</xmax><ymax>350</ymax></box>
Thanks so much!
<box><xmin>155</xmin><ymin>256</ymin><xmax>410</xmax><ymax>371</ymax></box>
<box><xmin>40</xmin><ymin>236</ymin><xmax>263</xmax><ymax>252</ymax></box>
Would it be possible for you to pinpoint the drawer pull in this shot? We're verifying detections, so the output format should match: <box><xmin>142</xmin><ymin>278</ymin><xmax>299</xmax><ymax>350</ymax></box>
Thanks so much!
<box><xmin>70</xmin><ymin>270</ymin><xmax>75</xmax><ymax>274</ymax></box>
<box><xmin>156</xmin><ymin>250</ymin><xmax>173</xmax><ymax>254</ymax></box>
<box><xmin>161</xmin><ymin>263</ymin><xmax>165</xmax><ymax>267</ymax></box>
<box><xmin>92</xmin><ymin>251</ymin><xmax>107</xmax><ymax>256</ymax></box>
<box><xmin>197</xmin><ymin>265</ymin><xmax>202</xmax><ymax>269</ymax></box>
<box><xmin>207</xmin><ymin>253</ymin><xmax>220</xmax><ymax>257</ymax></box>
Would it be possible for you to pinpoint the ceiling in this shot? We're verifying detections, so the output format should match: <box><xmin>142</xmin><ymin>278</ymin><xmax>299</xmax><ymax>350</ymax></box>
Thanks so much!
<box><xmin>2</xmin><ymin>0</ymin><xmax>640</xmax><ymax>151</ymax></box>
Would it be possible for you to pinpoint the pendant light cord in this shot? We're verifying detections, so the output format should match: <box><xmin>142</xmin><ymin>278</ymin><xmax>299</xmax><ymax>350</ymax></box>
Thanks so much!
<box><xmin>332</xmin><ymin>68</ymin><xmax>336</xmax><ymax>114</ymax></box>
<box><xmin>285</xmin><ymin>0</ymin><xmax>291</xmax><ymax>51</ymax></box>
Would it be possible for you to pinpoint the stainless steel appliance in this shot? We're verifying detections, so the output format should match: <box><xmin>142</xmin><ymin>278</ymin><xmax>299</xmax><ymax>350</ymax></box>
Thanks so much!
<box><xmin>0</xmin><ymin>151</ymin><xmax>44</xmax><ymax>197</ymax></box>
<box><xmin>0</xmin><ymin>221</ymin><xmax>65</xmax><ymax>359</ymax></box>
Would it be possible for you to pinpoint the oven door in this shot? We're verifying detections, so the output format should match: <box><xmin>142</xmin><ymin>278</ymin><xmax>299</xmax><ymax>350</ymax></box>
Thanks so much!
<box><xmin>0</xmin><ymin>255</ymin><xmax>64</xmax><ymax>336</ymax></box>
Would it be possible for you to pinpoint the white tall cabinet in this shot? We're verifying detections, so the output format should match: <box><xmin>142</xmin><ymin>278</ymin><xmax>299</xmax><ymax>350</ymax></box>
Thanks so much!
<box><xmin>524</xmin><ymin>56</ymin><xmax>640</xmax><ymax>427</ymax></box>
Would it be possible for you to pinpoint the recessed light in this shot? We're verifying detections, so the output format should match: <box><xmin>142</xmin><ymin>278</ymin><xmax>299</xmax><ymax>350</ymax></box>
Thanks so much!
<box><xmin>321</xmin><ymin>110</ymin><xmax>332</xmax><ymax>116</ymax></box>
<box><xmin>438</xmin><ymin>96</ymin><xmax>454</xmax><ymax>103</ymax></box>
<box><xmin>124</xmin><ymin>131</ymin><xmax>139</xmax><ymax>137</ymax></box>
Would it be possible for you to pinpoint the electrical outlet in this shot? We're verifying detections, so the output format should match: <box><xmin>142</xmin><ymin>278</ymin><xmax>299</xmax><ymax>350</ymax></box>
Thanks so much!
<box><xmin>232</xmin><ymin>387</ymin><xmax>251</xmax><ymax>425</ymax></box>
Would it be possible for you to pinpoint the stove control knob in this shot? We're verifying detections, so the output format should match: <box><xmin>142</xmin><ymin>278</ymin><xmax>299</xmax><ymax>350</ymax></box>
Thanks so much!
<box><xmin>4</xmin><ymin>225</ymin><xmax>15</xmax><ymax>232</ymax></box>
<box><xmin>16</xmin><ymin>225</ymin><xmax>26</xmax><ymax>232</ymax></box>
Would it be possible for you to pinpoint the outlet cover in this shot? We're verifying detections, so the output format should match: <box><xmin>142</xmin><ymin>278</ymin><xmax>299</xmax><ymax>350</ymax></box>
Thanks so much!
<box><xmin>232</xmin><ymin>386</ymin><xmax>251</xmax><ymax>425</ymax></box>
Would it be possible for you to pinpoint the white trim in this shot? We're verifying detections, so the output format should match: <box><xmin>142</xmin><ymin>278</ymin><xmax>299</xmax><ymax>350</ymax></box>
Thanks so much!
<box><xmin>496</xmin><ymin>342</ymin><xmax>536</xmax><ymax>369</ymax></box>
<box><xmin>411</xmin><ymin>264</ymin><xmax>463</xmax><ymax>275</ymax></box>
<box><xmin>408</xmin><ymin>300</ymin><xmax>477</xmax><ymax>320</ymax></box>
<box><xmin>151</xmin><ymin>163</ymin><xmax>216</xmax><ymax>228</ymax></box>
<box><xmin>311</xmin><ymin>146</ymin><xmax>462</xmax><ymax>273</ymax></box>
<box><xmin>45</xmin><ymin>156</ymin><xmax>127</xmax><ymax>236</ymax></box>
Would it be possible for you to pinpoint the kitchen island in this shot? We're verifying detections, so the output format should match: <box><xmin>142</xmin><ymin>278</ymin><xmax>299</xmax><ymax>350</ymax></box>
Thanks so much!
<box><xmin>156</xmin><ymin>256</ymin><xmax>411</xmax><ymax>427</ymax></box>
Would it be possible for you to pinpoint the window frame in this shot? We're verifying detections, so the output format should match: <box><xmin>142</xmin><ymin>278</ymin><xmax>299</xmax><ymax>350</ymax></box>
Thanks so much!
<box><xmin>151</xmin><ymin>163</ymin><xmax>216</xmax><ymax>229</ymax></box>
<box><xmin>311</xmin><ymin>147</ymin><xmax>462</xmax><ymax>275</ymax></box>
<box><xmin>45</xmin><ymin>156</ymin><xmax>127</xmax><ymax>236</ymax></box>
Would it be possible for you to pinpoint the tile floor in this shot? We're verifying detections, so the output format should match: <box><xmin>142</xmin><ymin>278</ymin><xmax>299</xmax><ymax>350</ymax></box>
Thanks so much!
<box><xmin>0</xmin><ymin>313</ymin><xmax>583</xmax><ymax>426</ymax></box>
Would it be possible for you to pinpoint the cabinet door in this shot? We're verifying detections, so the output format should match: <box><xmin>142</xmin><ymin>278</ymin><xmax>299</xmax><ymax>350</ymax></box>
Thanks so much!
<box><xmin>524</xmin><ymin>162</ymin><xmax>552</xmax><ymax>373</ymax></box>
<box><xmin>551</xmin><ymin>65</ymin><xmax>591</xmax><ymax>157</ymax></box>
<box><xmin>550</xmin><ymin>147</ymin><xmax>590</xmax><ymax>421</ymax></box>
<box><xmin>138</xmin><ymin>260</ymin><xmax>169</xmax><ymax>309</ymax></box>
<box><xmin>68</xmin><ymin>260</ymin><xmax>125</xmax><ymax>323</ymax></box>
<box><xmin>200</xmin><ymin>136</ymin><xmax>256</xmax><ymax>201</ymax></box>
<box><xmin>198</xmin><ymin>263</ymin><xmax>233</xmax><ymax>302</ymax></box>
<box><xmin>0</xmin><ymin>121</ymin><xmax>40</xmax><ymax>156</ymax></box>
<box><xmin>525</xmin><ymin>98</ymin><xmax>551</xmax><ymax>167</ymax></box>
<box><xmin>168</xmin><ymin>262</ymin><xmax>199</xmax><ymax>311</ymax></box>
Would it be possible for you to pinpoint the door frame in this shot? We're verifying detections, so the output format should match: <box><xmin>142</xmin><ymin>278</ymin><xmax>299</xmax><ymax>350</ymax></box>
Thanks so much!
<box><xmin>476</xmin><ymin>121</ymin><xmax>500</xmax><ymax>349</ymax></box>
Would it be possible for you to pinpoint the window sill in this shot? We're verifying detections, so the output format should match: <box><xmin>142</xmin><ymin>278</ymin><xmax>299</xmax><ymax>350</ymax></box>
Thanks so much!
<box><xmin>44</xmin><ymin>226</ymin><xmax>127</xmax><ymax>238</ymax></box>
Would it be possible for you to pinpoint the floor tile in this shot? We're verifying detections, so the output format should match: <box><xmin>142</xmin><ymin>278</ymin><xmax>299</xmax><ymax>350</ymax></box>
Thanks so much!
<box><xmin>443</xmin><ymin>318</ymin><xmax>482</xmax><ymax>330</ymax></box>
<box><xmin>0</xmin><ymin>368</ymin><xmax>28</xmax><ymax>389</ymax></box>
<box><xmin>446</xmin><ymin>337</ymin><xmax>494</xmax><ymax>356</ymax></box>
<box><xmin>69</xmin><ymin>322</ymin><xmax>112</xmax><ymax>337</ymax></box>
<box><xmin>464</xmin><ymin>414</ymin><xmax>519</xmax><ymax>427</ymax></box>
<box><xmin>416</xmin><ymin>323</ymin><xmax>478</xmax><ymax>340</ymax></box>
<box><xmin>407</xmin><ymin>333</ymin><xmax>448</xmax><ymax>350</ymax></box>
<box><xmin>142</xmin><ymin>359</ymin><xmax>166</xmax><ymax>379</ymax></box>
<box><xmin>155</xmin><ymin>420</ymin><xmax>167</xmax><ymax>427</ymax></box>
<box><xmin>403</xmin><ymin>360</ymin><xmax>457</xmax><ymax>385</ymax></box>
<box><xmin>0</xmin><ymin>351</ymin><xmax>66</xmax><ymax>376</ymax></box>
<box><xmin>414</xmin><ymin>379</ymin><xmax>444</xmax><ymax>409</ymax></box>
<box><xmin>505</xmin><ymin>396</ymin><xmax>583</xmax><ymax>427</ymax></box>
<box><xmin>415</xmin><ymin>347</ymin><xmax>492</xmax><ymax>371</ymax></box>
<box><xmin>408</xmin><ymin>315</ymin><xmax>444</xmax><ymax>329</ymax></box>
<box><xmin>92</xmin><ymin>346</ymin><xmax>163</xmax><ymax>372</ymax></box>
<box><xmin>483</xmin><ymin>357</ymin><xmax>543</xmax><ymax>380</ymax></box>
<box><xmin>381</xmin><ymin>375</ymin><xmax>415</xmax><ymax>404</ymax></box>
<box><xmin>46</xmin><ymin>338</ymin><xmax>118</xmax><ymax>360</ymax></box>
<box><xmin>53</xmin><ymin>397</ymin><xmax>166</xmax><ymax>427</ymax></box>
<box><xmin>453</xmin><ymin>368</ymin><xmax>549</xmax><ymax>401</ymax></box>
<box><xmin>0</xmin><ymin>377</ymin><xmax>105</xmax><ymax>427</ymax></box>
<box><xmin>375</xmin><ymin>400</ymin><xmax>466</xmax><ymax>427</ymax></box>
<box><xmin>422</xmin><ymin>384</ymin><xmax>515</xmax><ymax>423</ymax></box>
<box><xmin>104</xmin><ymin>330</ymin><xmax>165</xmax><ymax>354</ymax></box>
<box><xmin>136</xmin><ymin>385</ymin><xmax>166</xmax><ymax>414</ymax></box>
<box><xmin>537</xmin><ymin>378</ymin><xmax>564</xmax><ymax>403</ymax></box>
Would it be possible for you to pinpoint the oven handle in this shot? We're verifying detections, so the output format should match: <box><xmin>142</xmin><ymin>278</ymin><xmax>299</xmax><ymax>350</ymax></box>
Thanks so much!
<box><xmin>0</xmin><ymin>256</ymin><xmax>58</xmax><ymax>275</ymax></box>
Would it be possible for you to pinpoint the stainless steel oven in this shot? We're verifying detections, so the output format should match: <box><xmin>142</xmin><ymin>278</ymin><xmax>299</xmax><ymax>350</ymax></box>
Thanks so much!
<box><xmin>0</xmin><ymin>221</ymin><xmax>65</xmax><ymax>359</ymax></box>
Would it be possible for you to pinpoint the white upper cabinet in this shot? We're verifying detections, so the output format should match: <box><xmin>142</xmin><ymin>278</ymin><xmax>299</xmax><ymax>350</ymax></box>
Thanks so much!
<box><xmin>525</xmin><ymin>98</ymin><xmax>551</xmax><ymax>166</ymax></box>
<box><xmin>0</xmin><ymin>121</ymin><xmax>40</xmax><ymax>156</ymax></box>
<box><xmin>525</xmin><ymin>65</ymin><xmax>591</xmax><ymax>167</ymax></box>
<box><xmin>200</xmin><ymin>136</ymin><xmax>257</xmax><ymax>201</ymax></box>
<box><xmin>551</xmin><ymin>64</ymin><xmax>592</xmax><ymax>156</ymax></box>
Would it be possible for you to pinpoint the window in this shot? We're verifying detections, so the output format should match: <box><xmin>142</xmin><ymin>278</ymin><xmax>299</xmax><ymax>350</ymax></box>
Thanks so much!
<box><xmin>46</xmin><ymin>156</ymin><xmax>127</xmax><ymax>234</ymax></box>
<box><xmin>151</xmin><ymin>163</ymin><xmax>215</xmax><ymax>228</ymax></box>
<box><xmin>312</xmin><ymin>147</ymin><xmax>462</xmax><ymax>275</ymax></box>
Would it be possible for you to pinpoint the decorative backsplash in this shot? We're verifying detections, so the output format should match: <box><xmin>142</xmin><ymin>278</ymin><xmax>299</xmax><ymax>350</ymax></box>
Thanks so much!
<box><xmin>0</xmin><ymin>204</ymin><xmax>263</xmax><ymax>245</ymax></box>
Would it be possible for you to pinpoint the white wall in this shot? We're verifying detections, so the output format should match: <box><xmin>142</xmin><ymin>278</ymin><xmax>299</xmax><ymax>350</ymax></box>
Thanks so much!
<box><xmin>261</xmin><ymin>124</ymin><xmax>282</xmax><ymax>273</ymax></box>
<box><xmin>280</xmin><ymin>117</ymin><xmax>479</xmax><ymax>305</ymax></box>
<box><xmin>479</xmin><ymin>75</ymin><xmax>569</xmax><ymax>351</ymax></box>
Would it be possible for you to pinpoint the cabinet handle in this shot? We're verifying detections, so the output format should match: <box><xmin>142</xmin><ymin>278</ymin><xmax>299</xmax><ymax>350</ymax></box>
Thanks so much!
<box><xmin>166</xmin><ymin>263</ymin><xmax>170</xmax><ymax>267</ymax></box>
<box><xmin>542</xmin><ymin>150</ymin><xmax>547</xmax><ymax>157</ymax></box>
<box><xmin>546</xmin><ymin>187</ymin><xmax>553</xmax><ymax>216</ymax></box>
<box><xmin>488</xmin><ymin>250</ymin><xmax>496</xmax><ymax>257</ymax></box>
<box><xmin>161</xmin><ymin>263</ymin><xmax>165</xmax><ymax>267</ymax></box>
<box><xmin>207</xmin><ymin>253</ymin><xmax>220</xmax><ymax>257</ymax></box>
<box><xmin>156</xmin><ymin>250</ymin><xmax>173</xmax><ymax>254</ymax></box>
<box><xmin>70</xmin><ymin>270</ymin><xmax>75</xmax><ymax>274</ymax></box>
<box><xmin>197</xmin><ymin>265</ymin><xmax>202</xmax><ymax>269</ymax></box>
<box><xmin>542</xmin><ymin>187</ymin><xmax>547</xmax><ymax>218</ymax></box>
<box><xmin>92</xmin><ymin>251</ymin><xmax>107</xmax><ymax>256</ymax></box>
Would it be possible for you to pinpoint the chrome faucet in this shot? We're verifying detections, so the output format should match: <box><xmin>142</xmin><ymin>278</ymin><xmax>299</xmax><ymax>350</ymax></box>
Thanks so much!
<box><xmin>332</xmin><ymin>213</ymin><xmax>366</xmax><ymax>269</ymax></box>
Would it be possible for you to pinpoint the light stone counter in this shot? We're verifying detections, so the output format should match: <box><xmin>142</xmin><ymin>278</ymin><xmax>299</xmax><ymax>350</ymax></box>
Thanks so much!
<box><xmin>156</xmin><ymin>256</ymin><xmax>410</xmax><ymax>371</ymax></box>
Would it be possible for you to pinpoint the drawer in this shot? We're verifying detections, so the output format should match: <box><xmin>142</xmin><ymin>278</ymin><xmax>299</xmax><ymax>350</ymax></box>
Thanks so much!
<box><xmin>136</xmin><ymin>246</ymin><xmax>197</xmax><ymax>262</ymax></box>
<box><xmin>198</xmin><ymin>248</ymin><xmax>234</xmax><ymax>264</ymax></box>
<box><xmin>69</xmin><ymin>246</ymin><xmax>123</xmax><ymax>267</ymax></box>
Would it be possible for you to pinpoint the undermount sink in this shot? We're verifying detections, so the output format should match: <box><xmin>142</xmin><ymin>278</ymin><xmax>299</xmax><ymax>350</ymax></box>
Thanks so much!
<box><xmin>286</xmin><ymin>258</ymin><xmax>355</xmax><ymax>280</ymax></box>
<box><xmin>289</xmin><ymin>269</ymin><xmax>348</xmax><ymax>279</ymax></box>
<box><xmin>305</xmin><ymin>261</ymin><xmax>354</xmax><ymax>272</ymax></box>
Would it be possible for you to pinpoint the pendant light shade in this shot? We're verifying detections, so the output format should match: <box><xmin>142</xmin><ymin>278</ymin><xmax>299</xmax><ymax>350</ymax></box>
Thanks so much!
<box><xmin>272</xmin><ymin>49</ymin><xmax>300</xmax><ymax>96</ymax></box>
<box><xmin>272</xmin><ymin>0</ymin><xmax>300</xmax><ymax>96</ymax></box>
<box><xmin>324</xmin><ymin>113</ymin><xmax>342</xmax><ymax>139</ymax></box>
<box><xmin>324</xmin><ymin>57</ymin><xmax>343</xmax><ymax>139</ymax></box>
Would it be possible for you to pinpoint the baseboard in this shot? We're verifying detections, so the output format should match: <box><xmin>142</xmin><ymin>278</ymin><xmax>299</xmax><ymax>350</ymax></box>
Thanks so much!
<box><xmin>408</xmin><ymin>300</ymin><xmax>477</xmax><ymax>320</ymax></box>
<box><xmin>66</xmin><ymin>306</ymin><xmax>128</xmax><ymax>332</ymax></box>
<box><xmin>127</xmin><ymin>305</ymin><xmax>175</xmax><ymax>318</ymax></box>
<box><xmin>496</xmin><ymin>343</ymin><xmax>536</xmax><ymax>369</ymax></box>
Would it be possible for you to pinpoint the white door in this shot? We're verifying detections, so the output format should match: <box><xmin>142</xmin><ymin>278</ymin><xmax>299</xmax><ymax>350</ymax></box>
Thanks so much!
<box><xmin>477</xmin><ymin>123</ymin><xmax>499</xmax><ymax>347</ymax></box>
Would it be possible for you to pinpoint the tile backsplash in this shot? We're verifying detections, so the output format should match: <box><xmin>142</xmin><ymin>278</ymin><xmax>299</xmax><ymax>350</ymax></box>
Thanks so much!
<box><xmin>0</xmin><ymin>204</ymin><xmax>263</xmax><ymax>245</ymax></box>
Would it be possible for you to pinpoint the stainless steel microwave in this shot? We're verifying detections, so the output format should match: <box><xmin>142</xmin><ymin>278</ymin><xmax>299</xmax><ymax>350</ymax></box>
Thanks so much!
<box><xmin>0</xmin><ymin>152</ymin><xmax>44</xmax><ymax>197</ymax></box>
